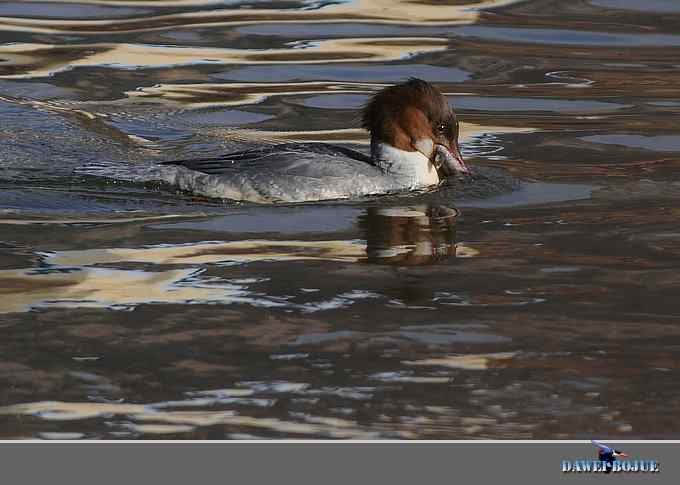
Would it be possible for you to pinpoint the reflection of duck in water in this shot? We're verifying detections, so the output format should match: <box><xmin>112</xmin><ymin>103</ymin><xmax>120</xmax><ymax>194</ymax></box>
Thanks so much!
<box><xmin>361</xmin><ymin>205</ymin><xmax>460</xmax><ymax>265</ymax></box>
<box><xmin>161</xmin><ymin>79</ymin><xmax>469</xmax><ymax>203</ymax></box>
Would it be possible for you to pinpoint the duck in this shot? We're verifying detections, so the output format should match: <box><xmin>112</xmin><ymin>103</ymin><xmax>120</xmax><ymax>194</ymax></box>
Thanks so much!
<box><xmin>160</xmin><ymin>78</ymin><xmax>469</xmax><ymax>203</ymax></box>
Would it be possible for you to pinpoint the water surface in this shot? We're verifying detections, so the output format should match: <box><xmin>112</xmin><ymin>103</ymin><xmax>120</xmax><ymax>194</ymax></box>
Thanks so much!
<box><xmin>1</xmin><ymin>0</ymin><xmax>680</xmax><ymax>439</ymax></box>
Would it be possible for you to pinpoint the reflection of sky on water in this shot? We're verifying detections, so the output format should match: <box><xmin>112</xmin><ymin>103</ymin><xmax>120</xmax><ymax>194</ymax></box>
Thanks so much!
<box><xmin>454</xmin><ymin>26</ymin><xmax>680</xmax><ymax>47</ymax></box>
<box><xmin>0</xmin><ymin>0</ymin><xmax>525</xmax><ymax>37</ymax></box>
<box><xmin>0</xmin><ymin>2</ymin><xmax>151</xmax><ymax>19</ymax></box>
<box><xmin>590</xmin><ymin>0</ymin><xmax>680</xmax><ymax>13</ymax></box>
<box><xmin>458</xmin><ymin>182</ymin><xmax>592</xmax><ymax>208</ymax></box>
<box><xmin>215</xmin><ymin>63</ymin><xmax>470</xmax><ymax>83</ymax></box>
<box><xmin>0</xmin><ymin>40</ymin><xmax>451</xmax><ymax>79</ymax></box>
<box><xmin>451</xmin><ymin>97</ymin><xmax>632</xmax><ymax>113</ymax></box>
<box><xmin>235</xmin><ymin>23</ymin><xmax>455</xmax><ymax>38</ymax></box>
<box><xmin>296</xmin><ymin>94</ymin><xmax>632</xmax><ymax>113</ymax></box>
<box><xmin>152</xmin><ymin>206</ymin><xmax>361</xmax><ymax>233</ymax></box>
<box><xmin>584</xmin><ymin>135</ymin><xmax>680</xmax><ymax>153</ymax></box>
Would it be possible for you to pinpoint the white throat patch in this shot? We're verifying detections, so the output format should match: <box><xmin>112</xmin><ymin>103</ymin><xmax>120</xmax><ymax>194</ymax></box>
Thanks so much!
<box><xmin>372</xmin><ymin>140</ymin><xmax>440</xmax><ymax>188</ymax></box>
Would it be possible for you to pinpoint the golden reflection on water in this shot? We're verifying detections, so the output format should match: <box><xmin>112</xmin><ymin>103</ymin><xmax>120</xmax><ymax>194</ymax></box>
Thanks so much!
<box><xmin>0</xmin><ymin>240</ymin><xmax>364</xmax><ymax>313</ymax></box>
<box><xmin>46</xmin><ymin>239</ymin><xmax>367</xmax><ymax>266</ymax></box>
<box><xmin>0</xmin><ymin>267</ymin><xmax>230</xmax><ymax>314</ymax></box>
<box><xmin>404</xmin><ymin>351</ymin><xmax>517</xmax><ymax>370</ymax></box>
<box><xmin>0</xmin><ymin>400</ymin><xmax>384</xmax><ymax>438</ymax></box>
<box><xmin>0</xmin><ymin>207</ymin><xmax>479</xmax><ymax>314</ymax></box>
<box><xmin>126</xmin><ymin>81</ymin><xmax>380</xmax><ymax>109</ymax></box>
<box><xmin>200</xmin><ymin>123</ymin><xmax>536</xmax><ymax>146</ymax></box>
<box><xmin>0</xmin><ymin>38</ymin><xmax>450</xmax><ymax>79</ymax></box>
<box><xmin>0</xmin><ymin>0</ymin><xmax>524</xmax><ymax>35</ymax></box>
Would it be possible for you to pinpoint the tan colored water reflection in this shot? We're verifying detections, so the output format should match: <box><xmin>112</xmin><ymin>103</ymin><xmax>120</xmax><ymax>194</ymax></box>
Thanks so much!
<box><xmin>127</xmin><ymin>81</ymin><xmax>378</xmax><ymax>109</ymax></box>
<box><xmin>0</xmin><ymin>267</ymin><xmax>232</xmax><ymax>313</ymax></box>
<box><xmin>200</xmin><ymin>123</ymin><xmax>535</xmax><ymax>146</ymax></box>
<box><xmin>0</xmin><ymin>0</ymin><xmax>524</xmax><ymax>35</ymax></box>
<box><xmin>0</xmin><ymin>38</ymin><xmax>449</xmax><ymax>79</ymax></box>
<box><xmin>0</xmin><ymin>240</ymin><xmax>364</xmax><ymax>313</ymax></box>
<box><xmin>404</xmin><ymin>352</ymin><xmax>517</xmax><ymax>370</ymax></box>
<box><xmin>0</xmin><ymin>401</ymin><xmax>382</xmax><ymax>438</ymax></box>
<box><xmin>0</xmin><ymin>207</ymin><xmax>478</xmax><ymax>313</ymax></box>
<box><xmin>46</xmin><ymin>240</ymin><xmax>366</xmax><ymax>266</ymax></box>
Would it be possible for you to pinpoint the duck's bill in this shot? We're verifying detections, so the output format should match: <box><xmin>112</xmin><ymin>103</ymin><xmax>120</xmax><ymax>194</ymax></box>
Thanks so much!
<box><xmin>435</xmin><ymin>144</ymin><xmax>469</xmax><ymax>176</ymax></box>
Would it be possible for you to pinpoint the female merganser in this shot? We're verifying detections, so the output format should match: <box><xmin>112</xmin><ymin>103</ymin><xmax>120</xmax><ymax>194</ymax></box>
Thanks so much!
<box><xmin>161</xmin><ymin>78</ymin><xmax>469</xmax><ymax>203</ymax></box>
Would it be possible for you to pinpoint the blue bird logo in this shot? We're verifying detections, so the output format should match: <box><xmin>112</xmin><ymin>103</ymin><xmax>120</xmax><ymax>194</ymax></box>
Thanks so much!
<box><xmin>591</xmin><ymin>440</ymin><xmax>629</xmax><ymax>473</ymax></box>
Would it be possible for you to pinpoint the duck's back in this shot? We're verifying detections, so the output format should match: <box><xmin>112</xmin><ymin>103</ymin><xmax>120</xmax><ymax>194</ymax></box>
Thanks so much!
<box><xmin>160</xmin><ymin>143</ymin><xmax>401</xmax><ymax>203</ymax></box>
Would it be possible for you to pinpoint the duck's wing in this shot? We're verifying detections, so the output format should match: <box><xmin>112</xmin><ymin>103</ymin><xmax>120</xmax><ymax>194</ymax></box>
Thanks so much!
<box><xmin>160</xmin><ymin>143</ymin><xmax>374</xmax><ymax>176</ymax></box>
<box><xmin>158</xmin><ymin>142</ymin><xmax>396</xmax><ymax>203</ymax></box>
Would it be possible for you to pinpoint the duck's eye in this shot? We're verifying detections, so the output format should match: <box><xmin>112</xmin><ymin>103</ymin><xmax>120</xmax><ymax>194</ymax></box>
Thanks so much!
<box><xmin>437</xmin><ymin>123</ymin><xmax>447</xmax><ymax>133</ymax></box>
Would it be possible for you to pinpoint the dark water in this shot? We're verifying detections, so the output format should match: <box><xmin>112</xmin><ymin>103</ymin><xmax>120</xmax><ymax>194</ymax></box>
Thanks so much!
<box><xmin>1</xmin><ymin>0</ymin><xmax>680</xmax><ymax>439</ymax></box>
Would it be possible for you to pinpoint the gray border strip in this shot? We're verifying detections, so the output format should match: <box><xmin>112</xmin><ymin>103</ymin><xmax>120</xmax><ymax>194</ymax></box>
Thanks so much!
<box><xmin>0</xmin><ymin>441</ymin><xmax>677</xmax><ymax>484</ymax></box>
